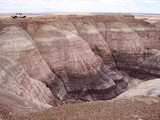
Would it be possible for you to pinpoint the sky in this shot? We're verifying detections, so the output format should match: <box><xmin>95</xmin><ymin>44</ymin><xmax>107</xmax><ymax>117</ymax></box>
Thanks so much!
<box><xmin>0</xmin><ymin>0</ymin><xmax>160</xmax><ymax>13</ymax></box>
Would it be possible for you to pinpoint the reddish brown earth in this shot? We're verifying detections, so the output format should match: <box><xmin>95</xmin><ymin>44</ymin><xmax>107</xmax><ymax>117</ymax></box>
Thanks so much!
<box><xmin>0</xmin><ymin>14</ymin><xmax>160</xmax><ymax>119</ymax></box>
<box><xmin>7</xmin><ymin>96</ymin><xmax>160</xmax><ymax>120</ymax></box>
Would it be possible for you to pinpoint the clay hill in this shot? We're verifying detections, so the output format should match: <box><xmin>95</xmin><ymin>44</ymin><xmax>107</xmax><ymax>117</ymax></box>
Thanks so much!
<box><xmin>0</xmin><ymin>14</ymin><xmax>160</xmax><ymax>120</ymax></box>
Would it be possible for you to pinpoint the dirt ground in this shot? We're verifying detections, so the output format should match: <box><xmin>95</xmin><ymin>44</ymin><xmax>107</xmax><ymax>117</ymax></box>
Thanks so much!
<box><xmin>11</xmin><ymin>96</ymin><xmax>159</xmax><ymax>120</ymax></box>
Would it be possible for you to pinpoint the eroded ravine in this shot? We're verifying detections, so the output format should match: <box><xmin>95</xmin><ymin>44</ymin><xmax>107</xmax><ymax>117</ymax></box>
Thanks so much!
<box><xmin>0</xmin><ymin>14</ymin><xmax>160</xmax><ymax>109</ymax></box>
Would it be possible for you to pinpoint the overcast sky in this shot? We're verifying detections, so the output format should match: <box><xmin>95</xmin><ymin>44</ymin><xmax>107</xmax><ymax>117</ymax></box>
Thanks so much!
<box><xmin>0</xmin><ymin>0</ymin><xmax>160</xmax><ymax>13</ymax></box>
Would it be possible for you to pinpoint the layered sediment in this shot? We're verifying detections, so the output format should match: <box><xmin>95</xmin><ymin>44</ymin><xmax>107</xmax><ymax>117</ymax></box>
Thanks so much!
<box><xmin>0</xmin><ymin>25</ymin><xmax>66</xmax><ymax>100</ymax></box>
<box><xmin>0</xmin><ymin>14</ymin><xmax>159</xmax><ymax>106</ymax></box>
<box><xmin>0</xmin><ymin>55</ymin><xmax>58</xmax><ymax>106</ymax></box>
<box><xmin>32</xmin><ymin>23</ymin><xmax>127</xmax><ymax>101</ymax></box>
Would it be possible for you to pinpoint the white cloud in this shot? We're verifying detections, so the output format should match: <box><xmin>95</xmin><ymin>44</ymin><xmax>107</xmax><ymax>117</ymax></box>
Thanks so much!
<box><xmin>0</xmin><ymin>0</ymin><xmax>160</xmax><ymax>13</ymax></box>
<box><xmin>143</xmin><ymin>0</ymin><xmax>159</xmax><ymax>3</ymax></box>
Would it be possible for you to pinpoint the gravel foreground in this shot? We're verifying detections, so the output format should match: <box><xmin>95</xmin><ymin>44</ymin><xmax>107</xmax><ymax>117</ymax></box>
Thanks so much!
<box><xmin>7</xmin><ymin>96</ymin><xmax>158</xmax><ymax>120</ymax></box>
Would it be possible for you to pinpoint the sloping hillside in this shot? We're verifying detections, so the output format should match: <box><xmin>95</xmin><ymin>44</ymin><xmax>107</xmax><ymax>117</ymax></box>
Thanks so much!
<box><xmin>0</xmin><ymin>14</ymin><xmax>160</xmax><ymax>119</ymax></box>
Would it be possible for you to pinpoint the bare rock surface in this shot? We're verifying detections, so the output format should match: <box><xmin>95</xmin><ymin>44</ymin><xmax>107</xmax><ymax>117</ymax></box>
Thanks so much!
<box><xmin>118</xmin><ymin>78</ymin><xmax>160</xmax><ymax>98</ymax></box>
<box><xmin>32</xmin><ymin>22</ymin><xmax>127</xmax><ymax>101</ymax></box>
<box><xmin>0</xmin><ymin>88</ymin><xmax>51</xmax><ymax>120</ymax></box>
<box><xmin>0</xmin><ymin>14</ymin><xmax>159</xmax><ymax>100</ymax></box>
<box><xmin>0</xmin><ymin>25</ymin><xmax>57</xmax><ymax>83</ymax></box>
<box><xmin>0</xmin><ymin>25</ymin><xmax>66</xmax><ymax>100</ymax></box>
<box><xmin>0</xmin><ymin>55</ymin><xmax>58</xmax><ymax>106</ymax></box>
<box><xmin>0</xmin><ymin>14</ymin><xmax>160</xmax><ymax>118</ymax></box>
<box><xmin>105</xmin><ymin>21</ymin><xmax>160</xmax><ymax>78</ymax></box>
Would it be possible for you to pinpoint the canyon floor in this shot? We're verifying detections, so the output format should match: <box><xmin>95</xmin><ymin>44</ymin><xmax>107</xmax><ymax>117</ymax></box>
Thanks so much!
<box><xmin>0</xmin><ymin>13</ymin><xmax>160</xmax><ymax>120</ymax></box>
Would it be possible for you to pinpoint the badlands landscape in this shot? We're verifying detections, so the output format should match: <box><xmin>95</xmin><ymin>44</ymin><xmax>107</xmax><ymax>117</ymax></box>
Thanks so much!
<box><xmin>134</xmin><ymin>13</ymin><xmax>160</xmax><ymax>26</ymax></box>
<box><xmin>0</xmin><ymin>14</ymin><xmax>160</xmax><ymax>120</ymax></box>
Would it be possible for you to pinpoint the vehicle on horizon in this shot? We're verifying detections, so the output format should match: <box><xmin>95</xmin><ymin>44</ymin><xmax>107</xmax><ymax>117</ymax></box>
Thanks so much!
<box><xmin>11</xmin><ymin>13</ymin><xmax>26</xmax><ymax>18</ymax></box>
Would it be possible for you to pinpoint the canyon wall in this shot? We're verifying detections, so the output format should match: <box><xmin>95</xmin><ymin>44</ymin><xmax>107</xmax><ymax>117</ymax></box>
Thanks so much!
<box><xmin>0</xmin><ymin>14</ymin><xmax>159</xmax><ymax>105</ymax></box>
<box><xmin>0</xmin><ymin>55</ymin><xmax>59</xmax><ymax>107</ymax></box>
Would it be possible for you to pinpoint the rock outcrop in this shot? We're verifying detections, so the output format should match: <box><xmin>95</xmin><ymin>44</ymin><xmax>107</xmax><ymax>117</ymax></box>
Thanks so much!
<box><xmin>0</xmin><ymin>25</ymin><xmax>66</xmax><ymax>100</ymax></box>
<box><xmin>132</xmin><ymin>25</ymin><xmax>160</xmax><ymax>50</ymax></box>
<box><xmin>0</xmin><ymin>88</ymin><xmax>52</xmax><ymax>119</ymax></box>
<box><xmin>0</xmin><ymin>14</ymin><xmax>159</xmax><ymax>106</ymax></box>
<box><xmin>32</xmin><ymin>23</ymin><xmax>127</xmax><ymax>101</ymax></box>
<box><xmin>0</xmin><ymin>25</ymin><xmax>55</xmax><ymax>82</ymax></box>
<box><xmin>118</xmin><ymin>78</ymin><xmax>160</xmax><ymax>98</ymax></box>
<box><xmin>75</xmin><ymin>21</ymin><xmax>115</xmax><ymax>67</ymax></box>
<box><xmin>0</xmin><ymin>55</ymin><xmax>58</xmax><ymax>106</ymax></box>
<box><xmin>105</xmin><ymin>22</ymin><xmax>160</xmax><ymax>78</ymax></box>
